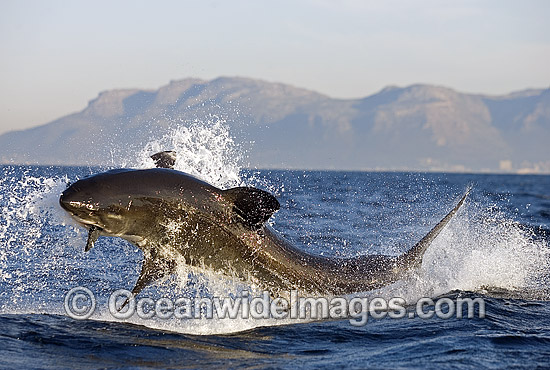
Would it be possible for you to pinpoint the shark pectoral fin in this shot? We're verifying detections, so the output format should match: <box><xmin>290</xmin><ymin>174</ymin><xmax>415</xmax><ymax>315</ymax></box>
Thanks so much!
<box><xmin>119</xmin><ymin>252</ymin><xmax>176</xmax><ymax>310</ymax></box>
<box><xmin>224</xmin><ymin>187</ymin><xmax>280</xmax><ymax>229</ymax></box>
<box><xmin>151</xmin><ymin>151</ymin><xmax>177</xmax><ymax>169</ymax></box>
<box><xmin>85</xmin><ymin>226</ymin><xmax>100</xmax><ymax>252</ymax></box>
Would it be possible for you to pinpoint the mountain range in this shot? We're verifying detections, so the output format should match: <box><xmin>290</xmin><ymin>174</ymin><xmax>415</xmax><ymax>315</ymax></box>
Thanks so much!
<box><xmin>1</xmin><ymin>77</ymin><xmax>548</xmax><ymax>173</ymax></box>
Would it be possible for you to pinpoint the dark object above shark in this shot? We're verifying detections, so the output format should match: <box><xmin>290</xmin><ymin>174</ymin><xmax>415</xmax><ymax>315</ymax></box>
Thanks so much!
<box><xmin>59</xmin><ymin>151</ymin><xmax>470</xmax><ymax>304</ymax></box>
<box><xmin>150</xmin><ymin>151</ymin><xmax>177</xmax><ymax>169</ymax></box>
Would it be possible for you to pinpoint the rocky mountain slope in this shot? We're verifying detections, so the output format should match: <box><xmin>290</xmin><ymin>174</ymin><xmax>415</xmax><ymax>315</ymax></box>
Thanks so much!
<box><xmin>0</xmin><ymin>77</ymin><xmax>548</xmax><ymax>172</ymax></box>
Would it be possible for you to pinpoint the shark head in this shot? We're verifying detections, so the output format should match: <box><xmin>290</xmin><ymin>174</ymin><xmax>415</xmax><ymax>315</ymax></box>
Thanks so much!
<box><xmin>60</xmin><ymin>169</ymin><xmax>137</xmax><ymax>236</ymax></box>
<box><xmin>59</xmin><ymin>151</ymin><xmax>182</xmax><ymax>237</ymax></box>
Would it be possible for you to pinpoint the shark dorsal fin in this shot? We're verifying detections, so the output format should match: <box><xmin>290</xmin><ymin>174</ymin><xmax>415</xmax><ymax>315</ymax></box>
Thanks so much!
<box><xmin>224</xmin><ymin>187</ymin><xmax>280</xmax><ymax>229</ymax></box>
<box><xmin>151</xmin><ymin>151</ymin><xmax>177</xmax><ymax>169</ymax></box>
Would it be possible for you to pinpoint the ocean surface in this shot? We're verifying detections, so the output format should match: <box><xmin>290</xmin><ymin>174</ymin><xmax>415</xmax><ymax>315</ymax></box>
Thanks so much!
<box><xmin>1</xmin><ymin>128</ymin><xmax>549</xmax><ymax>369</ymax></box>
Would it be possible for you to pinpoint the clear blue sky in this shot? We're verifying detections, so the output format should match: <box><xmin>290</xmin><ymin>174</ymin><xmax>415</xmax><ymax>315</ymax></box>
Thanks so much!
<box><xmin>1</xmin><ymin>0</ymin><xmax>549</xmax><ymax>135</ymax></box>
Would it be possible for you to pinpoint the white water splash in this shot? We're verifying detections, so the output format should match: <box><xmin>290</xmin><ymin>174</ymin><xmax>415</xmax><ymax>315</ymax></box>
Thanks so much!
<box><xmin>129</xmin><ymin>118</ymin><xmax>245</xmax><ymax>189</ymax></box>
<box><xmin>372</xmin><ymin>200</ymin><xmax>550</xmax><ymax>304</ymax></box>
<box><xmin>428</xmin><ymin>204</ymin><xmax>550</xmax><ymax>294</ymax></box>
<box><xmin>0</xmin><ymin>168</ymin><xmax>81</xmax><ymax>311</ymax></box>
<box><xmin>0</xmin><ymin>171</ymin><xmax>68</xmax><ymax>263</ymax></box>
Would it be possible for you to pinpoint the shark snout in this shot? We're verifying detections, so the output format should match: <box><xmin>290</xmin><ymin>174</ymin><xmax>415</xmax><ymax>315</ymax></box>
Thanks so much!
<box><xmin>60</xmin><ymin>185</ymin><xmax>82</xmax><ymax>212</ymax></box>
<box><xmin>59</xmin><ymin>183</ymin><xmax>99</xmax><ymax>214</ymax></box>
<box><xmin>59</xmin><ymin>186</ymin><xmax>76</xmax><ymax>212</ymax></box>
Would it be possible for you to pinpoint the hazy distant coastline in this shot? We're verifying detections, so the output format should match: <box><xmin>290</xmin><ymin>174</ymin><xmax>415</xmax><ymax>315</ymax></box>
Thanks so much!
<box><xmin>1</xmin><ymin>77</ymin><xmax>548</xmax><ymax>173</ymax></box>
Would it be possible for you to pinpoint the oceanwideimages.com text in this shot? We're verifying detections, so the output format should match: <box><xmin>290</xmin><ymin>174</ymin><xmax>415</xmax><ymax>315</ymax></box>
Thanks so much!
<box><xmin>64</xmin><ymin>287</ymin><xmax>485</xmax><ymax>326</ymax></box>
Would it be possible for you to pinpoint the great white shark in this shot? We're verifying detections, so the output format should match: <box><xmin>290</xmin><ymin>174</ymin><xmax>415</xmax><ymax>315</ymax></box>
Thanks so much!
<box><xmin>59</xmin><ymin>151</ymin><xmax>469</xmax><ymax>301</ymax></box>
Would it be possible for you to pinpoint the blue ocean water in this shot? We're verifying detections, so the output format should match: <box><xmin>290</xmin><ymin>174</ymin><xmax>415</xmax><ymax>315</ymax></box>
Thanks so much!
<box><xmin>1</xmin><ymin>162</ymin><xmax>550</xmax><ymax>368</ymax></box>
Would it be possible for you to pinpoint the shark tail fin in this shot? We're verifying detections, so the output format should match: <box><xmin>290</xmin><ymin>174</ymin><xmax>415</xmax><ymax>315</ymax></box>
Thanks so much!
<box><xmin>399</xmin><ymin>187</ymin><xmax>471</xmax><ymax>269</ymax></box>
